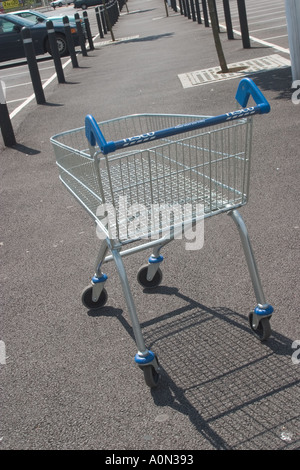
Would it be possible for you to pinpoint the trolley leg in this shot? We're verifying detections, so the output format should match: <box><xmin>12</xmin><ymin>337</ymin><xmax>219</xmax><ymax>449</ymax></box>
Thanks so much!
<box><xmin>110</xmin><ymin>244</ymin><xmax>159</xmax><ymax>377</ymax></box>
<box><xmin>228</xmin><ymin>210</ymin><xmax>273</xmax><ymax>336</ymax></box>
<box><xmin>147</xmin><ymin>251</ymin><xmax>164</xmax><ymax>282</ymax></box>
<box><xmin>92</xmin><ymin>239</ymin><xmax>109</xmax><ymax>301</ymax></box>
<box><xmin>137</xmin><ymin>237</ymin><xmax>174</xmax><ymax>288</ymax></box>
<box><xmin>81</xmin><ymin>239</ymin><xmax>109</xmax><ymax>308</ymax></box>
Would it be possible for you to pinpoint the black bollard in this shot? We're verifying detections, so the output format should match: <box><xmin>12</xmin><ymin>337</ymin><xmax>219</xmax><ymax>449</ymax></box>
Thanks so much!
<box><xmin>185</xmin><ymin>0</ymin><xmax>191</xmax><ymax>19</ymax></box>
<box><xmin>237</xmin><ymin>0</ymin><xmax>250</xmax><ymax>48</ymax></box>
<box><xmin>178</xmin><ymin>0</ymin><xmax>184</xmax><ymax>15</ymax></box>
<box><xmin>46</xmin><ymin>20</ymin><xmax>65</xmax><ymax>83</ymax></box>
<box><xmin>202</xmin><ymin>0</ymin><xmax>209</xmax><ymax>27</ymax></box>
<box><xmin>21</xmin><ymin>27</ymin><xmax>45</xmax><ymax>104</ymax></box>
<box><xmin>0</xmin><ymin>81</ymin><xmax>16</xmax><ymax>147</ymax></box>
<box><xmin>75</xmin><ymin>13</ymin><xmax>87</xmax><ymax>56</ymax></box>
<box><xmin>83</xmin><ymin>11</ymin><xmax>94</xmax><ymax>50</ymax></box>
<box><xmin>194</xmin><ymin>0</ymin><xmax>202</xmax><ymax>24</ymax></box>
<box><xmin>100</xmin><ymin>6</ymin><xmax>107</xmax><ymax>35</ymax></box>
<box><xmin>95</xmin><ymin>6</ymin><xmax>104</xmax><ymax>38</ymax></box>
<box><xmin>190</xmin><ymin>0</ymin><xmax>196</xmax><ymax>22</ymax></box>
<box><xmin>223</xmin><ymin>0</ymin><xmax>234</xmax><ymax>39</ymax></box>
<box><xmin>103</xmin><ymin>0</ymin><xmax>115</xmax><ymax>42</ymax></box>
<box><xmin>63</xmin><ymin>16</ymin><xmax>78</xmax><ymax>67</ymax></box>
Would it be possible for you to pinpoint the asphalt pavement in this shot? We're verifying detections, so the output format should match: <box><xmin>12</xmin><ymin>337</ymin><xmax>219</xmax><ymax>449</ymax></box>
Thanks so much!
<box><xmin>1</xmin><ymin>0</ymin><xmax>299</xmax><ymax>452</ymax></box>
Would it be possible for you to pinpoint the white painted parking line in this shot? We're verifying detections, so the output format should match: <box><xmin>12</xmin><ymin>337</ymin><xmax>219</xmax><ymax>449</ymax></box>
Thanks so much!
<box><xmin>6</xmin><ymin>79</ymin><xmax>49</xmax><ymax>89</ymax></box>
<box><xmin>218</xmin><ymin>23</ymin><xmax>290</xmax><ymax>55</ymax></box>
<box><xmin>247</xmin><ymin>16</ymin><xmax>287</xmax><ymax>26</ymax></box>
<box><xmin>251</xmin><ymin>25</ymin><xmax>287</xmax><ymax>33</ymax></box>
<box><xmin>9</xmin><ymin>57</ymin><xmax>72</xmax><ymax>120</ymax></box>
<box><xmin>264</xmin><ymin>35</ymin><xmax>288</xmax><ymax>41</ymax></box>
<box><xmin>216</xmin><ymin>0</ymin><xmax>289</xmax><ymax>53</ymax></box>
<box><xmin>7</xmin><ymin>97</ymin><xmax>32</xmax><ymax>104</ymax></box>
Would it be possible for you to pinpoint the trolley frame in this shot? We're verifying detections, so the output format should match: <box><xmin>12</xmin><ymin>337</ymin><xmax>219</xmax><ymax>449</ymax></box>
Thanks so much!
<box><xmin>51</xmin><ymin>78</ymin><xmax>274</xmax><ymax>387</ymax></box>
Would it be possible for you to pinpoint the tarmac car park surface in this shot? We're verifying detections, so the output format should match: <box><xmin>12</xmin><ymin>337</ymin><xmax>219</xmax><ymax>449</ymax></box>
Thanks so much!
<box><xmin>1</xmin><ymin>0</ymin><xmax>299</xmax><ymax>451</ymax></box>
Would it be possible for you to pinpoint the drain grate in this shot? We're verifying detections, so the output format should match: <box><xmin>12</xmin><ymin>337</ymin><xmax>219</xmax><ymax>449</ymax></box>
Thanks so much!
<box><xmin>178</xmin><ymin>54</ymin><xmax>291</xmax><ymax>88</ymax></box>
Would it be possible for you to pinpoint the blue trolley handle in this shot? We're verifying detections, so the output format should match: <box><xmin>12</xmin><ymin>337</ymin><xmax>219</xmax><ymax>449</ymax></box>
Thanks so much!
<box><xmin>85</xmin><ymin>78</ymin><xmax>270</xmax><ymax>155</ymax></box>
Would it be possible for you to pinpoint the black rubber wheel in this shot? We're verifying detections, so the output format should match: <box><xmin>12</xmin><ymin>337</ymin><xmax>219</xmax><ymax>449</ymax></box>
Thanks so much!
<box><xmin>249</xmin><ymin>312</ymin><xmax>271</xmax><ymax>341</ymax></box>
<box><xmin>143</xmin><ymin>365</ymin><xmax>160</xmax><ymax>388</ymax></box>
<box><xmin>81</xmin><ymin>286</ymin><xmax>108</xmax><ymax>309</ymax></box>
<box><xmin>55</xmin><ymin>33</ymin><xmax>68</xmax><ymax>56</ymax></box>
<box><xmin>137</xmin><ymin>265</ymin><xmax>162</xmax><ymax>289</ymax></box>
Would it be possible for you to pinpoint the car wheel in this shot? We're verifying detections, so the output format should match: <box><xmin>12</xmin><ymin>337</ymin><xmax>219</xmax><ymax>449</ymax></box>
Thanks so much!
<box><xmin>56</xmin><ymin>33</ymin><xmax>68</xmax><ymax>55</ymax></box>
<box><xmin>45</xmin><ymin>33</ymin><xmax>68</xmax><ymax>57</ymax></box>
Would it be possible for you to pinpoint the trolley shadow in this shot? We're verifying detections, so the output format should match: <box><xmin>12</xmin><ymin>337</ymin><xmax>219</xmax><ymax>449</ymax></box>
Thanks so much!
<box><xmin>88</xmin><ymin>286</ymin><xmax>299</xmax><ymax>449</ymax></box>
<box><xmin>245</xmin><ymin>67</ymin><xmax>293</xmax><ymax>101</ymax></box>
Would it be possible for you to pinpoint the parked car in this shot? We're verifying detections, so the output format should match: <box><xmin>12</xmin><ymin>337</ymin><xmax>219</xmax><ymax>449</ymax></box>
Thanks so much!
<box><xmin>74</xmin><ymin>0</ymin><xmax>102</xmax><ymax>9</ymax></box>
<box><xmin>10</xmin><ymin>9</ymin><xmax>86</xmax><ymax>36</ymax></box>
<box><xmin>51</xmin><ymin>0</ymin><xmax>73</xmax><ymax>8</ymax></box>
<box><xmin>0</xmin><ymin>13</ymin><xmax>81</xmax><ymax>62</ymax></box>
<box><xmin>11</xmin><ymin>9</ymin><xmax>76</xmax><ymax>26</ymax></box>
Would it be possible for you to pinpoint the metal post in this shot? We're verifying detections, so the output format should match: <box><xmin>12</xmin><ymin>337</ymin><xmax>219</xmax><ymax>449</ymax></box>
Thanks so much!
<box><xmin>0</xmin><ymin>81</ymin><xmax>16</xmax><ymax>147</ymax></box>
<box><xmin>21</xmin><ymin>27</ymin><xmax>46</xmax><ymax>104</ymax></box>
<box><xmin>202</xmin><ymin>0</ymin><xmax>209</xmax><ymax>27</ymax></box>
<box><xmin>185</xmin><ymin>0</ymin><xmax>191</xmax><ymax>19</ymax></box>
<box><xmin>178</xmin><ymin>0</ymin><xmax>184</xmax><ymax>15</ymax></box>
<box><xmin>195</xmin><ymin>0</ymin><xmax>202</xmax><ymax>24</ymax></box>
<box><xmin>75</xmin><ymin>12</ymin><xmax>87</xmax><ymax>56</ymax></box>
<box><xmin>223</xmin><ymin>0</ymin><xmax>234</xmax><ymax>39</ymax></box>
<box><xmin>103</xmin><ymin>0</ymin><xmax>115</xmax><ymax>42</ymax></box>
<box><xmin>237</xmin><ymin>0</ymin><xmax>250</xmax><ymax>48</ymax></box>
<box><xmin>63</xmin><ymin>16</ymin><xmax>78</xmax><ymax>67</ymax></box>
<box><xmin>95</xmin><ymin>6</ymin><xmax>104</xmax><ymax>38</ymax></box>
<box><xmin>113</xmin><ymin>0</ymin><xmax>119</xmax><ymax>24</ymax></box>
<box><xmin>83</xmin><ymin>11</ymin><xmax>94</xmax><ymax>50</ymax></box>
<box><xmin>100</xmin><ymin>6</ymin><xmax>107</xmax><ymax>34</ymax></box>
<box><xmin>46</xmin><ymin>20</ymin><xmax>65</xmax><ymax>83</ymax></box>
<box><xmin>190</xmin><ymin>0</ymin><xmax>196</xmax><ymax>21</ymax></box>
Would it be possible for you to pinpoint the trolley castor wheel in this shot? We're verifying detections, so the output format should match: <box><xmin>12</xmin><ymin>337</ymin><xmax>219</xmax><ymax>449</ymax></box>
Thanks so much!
<box><xmin>248</xmin><ymin>312</ymin><xmax>271</xmax><ymax>341</ymax></box>
<box><xmin>136</xmin><ymin>351</ymin><xmax>160</xmax><ymax>387</ymax></box>
<box><xmin>143</xmin><ymin>364</ymin><xmax>160</xmax><ymax>388</ymax></box>
<box><xmin>81</xmin><ymin>286</ymin><xmax>108</xmax><ymax>309</ymax></box>
<box><xmin>137</xmin><ymin>265</ymin><xmax>163</xmax><ymax>289</ymax></box>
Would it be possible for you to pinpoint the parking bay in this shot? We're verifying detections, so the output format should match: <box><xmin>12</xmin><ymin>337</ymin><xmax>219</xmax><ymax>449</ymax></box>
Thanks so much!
<box><xmin>0</xmin><ymin>6</ymin><xmax>99</xmax><ymax>118</ymax></box>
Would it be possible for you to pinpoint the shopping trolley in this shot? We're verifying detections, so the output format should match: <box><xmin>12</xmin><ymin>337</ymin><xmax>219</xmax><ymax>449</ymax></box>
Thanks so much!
<box><xmin>51</xmin><ymin>78</ymin><xmax>274</xmax><ymax>387</ymax></box>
